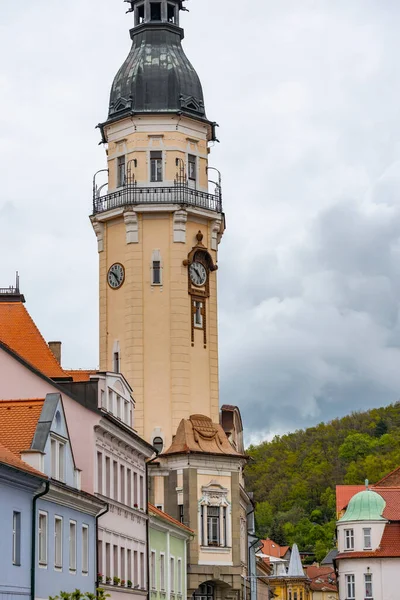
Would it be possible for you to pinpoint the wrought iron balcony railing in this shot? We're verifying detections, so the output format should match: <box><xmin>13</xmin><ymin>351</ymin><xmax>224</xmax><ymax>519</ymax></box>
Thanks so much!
<box><xmin>92</xmin><ymin>181</ymin><xmax>222</xmax><ymax>215</ymax></box>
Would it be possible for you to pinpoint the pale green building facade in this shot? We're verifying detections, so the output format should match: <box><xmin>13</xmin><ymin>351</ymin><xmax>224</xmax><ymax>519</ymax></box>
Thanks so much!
<box><xmin>149</xmin><ymin>505</ymin><xmax>193</xmax><ymax>600</ymax></box>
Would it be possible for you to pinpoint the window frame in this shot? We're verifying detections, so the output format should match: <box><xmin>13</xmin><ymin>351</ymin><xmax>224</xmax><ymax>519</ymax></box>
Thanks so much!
<box><xmin>38</xmin><ymin>511</ymin><xmax>48</xmax><ymax>567</ymax></box>
<box><xmin>345</xmin><ymin>574</ymin><xmax>355</xmax><ymax>600</ymax></box>
<box><xmin>117</xmin><ymin>155</ymin><xmax>126</xmax><ymax>188</ymax></box>
<box><xmin>363</xmin><ymin>527</ymin><xmax>372</xmax><ymax>549</ymax></box>
<box><xmin>150</xmin><ymin>2</ymin><xmax>162</xmax><ymax>21</ymax></box>
<box><xmin>160</xmin><ymin>552</ymin><xmax>166</xmax><ymax>591</ymax></box>
<box><xmin>69</xmin><ymin>520</ymin><xmax>77</xmax><ymax>573</ymax></box>
<box><xmin>150</xmin><ymin>550</ymin><xmax>156</xmax><ymax>590</ymax></box>
<box><xmin>82</xmin><ymin>524</ymin><xmax>89</xmax><ymax>575</ymax></box>
<box><xmin>170</xmin><ymin>556</ymin><xmax>175</xmax><ymax>593</ymax></box>
<box><xmin>152</xmin><ymin>260</ymin><xmax>162</xmax><ymax>285</ymax></box>
<box><xmin>51</xmin><ymin>435</ymin><xmax>66</xmax><ymax>482</ymax></box>
<box><xmin>344</xmin><ymin>528</ymin><xmax>354</xmax><ymax>551</ymax></box>
<box><xmin>207</xmin><ymin>506</ymin><xmax>220</xmax><ymax>547</ymax></box>
<box><xmin>150</xmin><ymin>151</ymin><xmax>163</xmax><ymax>182</ymax></box>
<box><xmin>177</xmin><ymin>558</ymin><xmax>182</xmax><ymax>594</ymax></box>
<box><xmin>364</xmin><ymin>573</ymin><xmax>373</xmax><ymax>599</ymax></box>
<box><xmin>12</xmin><ymin>511</ymin><xmax>21</xmax><ymax>566</ymax></box>
<box><xmin>194</xmin><ymin>300</ymin><xmax>203</xmax><ymax>328</ymax></box>
<box><xmin>188</xmin><ymin>154</ymin><xmax>197</xmax><ymax>181</ymax></box>
<box><xmin>54</xmin><ymin>515</ymin><xmax>63</xmax><ymax>570</ymax></box>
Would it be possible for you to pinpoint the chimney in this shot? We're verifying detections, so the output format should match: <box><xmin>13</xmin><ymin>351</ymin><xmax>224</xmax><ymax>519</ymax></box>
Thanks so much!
<box><xmin>48</xmin><ymin>341</ymin><xmax>62</xmax><ymax>365</ymax></box>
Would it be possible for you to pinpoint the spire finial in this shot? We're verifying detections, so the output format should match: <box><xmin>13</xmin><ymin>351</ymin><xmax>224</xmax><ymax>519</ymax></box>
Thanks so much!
<box><xmin>365</xmin><ymin>479</ymin><xmax>369</xmax><ymax>490</ymax></box>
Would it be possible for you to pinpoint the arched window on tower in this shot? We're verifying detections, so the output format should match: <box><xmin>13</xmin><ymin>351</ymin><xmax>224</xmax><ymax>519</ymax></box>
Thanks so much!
<box><xmin>152</xmin><ymin>437</ymin><xmax>163</xmax><ymax>454</ymax></box>
<box><xmin>150</xmin><ymin>2</ymin><xmax>162</xmax><ymax>21</ymax></box>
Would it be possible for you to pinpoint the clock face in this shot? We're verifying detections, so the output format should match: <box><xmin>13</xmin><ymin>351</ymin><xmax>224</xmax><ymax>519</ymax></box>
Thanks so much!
<box><xmin>189</xmin><ymin>261</ymin><xmax>207</xmax><ymax>287</ymax></box>
<box><xmin>107</xmin><ymin>263</ymin><xmax>125</xmax><ymax>289</ymax></box>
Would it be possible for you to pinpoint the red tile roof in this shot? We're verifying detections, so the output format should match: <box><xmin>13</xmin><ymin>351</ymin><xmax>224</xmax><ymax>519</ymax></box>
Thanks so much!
<box><xmin>64</xmin><ymin>370</ymin><xmax>98</xmax><ymax>382</ymax></box>
<box><xmin>260</xmin><ymin>539</ymin><xmax>290</xmax><ymax>559</ymax></box>
<box><xmin>375</xmin><ymin>466</ymin><xmax>400</xmax><ymax>487</ymax></box>
<box><xmin>0</xmin><ymin>440</ymin><xmax>46</xmax><ymax>479</ymax></box>
<box><xmin>305</xmin><ymin>565</ymin><xmax>337</xmax><ymax>592</ymax></box>
<box><xmin>374</xmin><ymin>487</ymin><xmax>400</xmax><ymax>521</ymax></box>
<box><xmin>0</xmin><ymin>302</ymin><xmax>65</xmax><ymax>377</ymax></box>
<box><xmin>336</xmin><ymin>485</ymin><xmax>365</xmax><ymax>515</ymax></box>
<box><xmin>0</xmin><ymin>399</ymin><xmax>44</xmax><ymax>455</ymax></box>
<box><xmin>148</xmin><ymin>504</ymin><xmax>194</xmax><ymax>534</ymax></box>
<box><xmin>336</xmin><ymin>523</ymin><xmax>400</xmax><ymax>559</ymax></box>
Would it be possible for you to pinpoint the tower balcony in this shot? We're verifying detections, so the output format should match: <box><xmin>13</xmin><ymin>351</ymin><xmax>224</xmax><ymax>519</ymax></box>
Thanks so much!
<box><xmin>92</xmin><ymin>181</ymin><xmax>223</xmax><ymax>216</ymax></box>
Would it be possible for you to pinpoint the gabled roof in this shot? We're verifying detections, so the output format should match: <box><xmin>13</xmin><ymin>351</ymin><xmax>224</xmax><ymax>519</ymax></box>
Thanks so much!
<box><xmin>0</xmin><ymin>301</ymin><xmax>65</xmax><ymax>377</ymax></box>
<box><xmin>374</xmin><ymin>487</ymin><xmax>400</xmax><ymax>521</ymax></box>
<box><xmin>0</xmin><ymin>399</ymin><xmax>45</xmax><ymax>455</ymax></box>
<box><xmin>336</xmin><ymin>523</ymin><xmax>400</xmax><ymax>559</ymax></box>
<box><xmin>161</xmin><ymin>414</ymin><xmax>246</xmax><ymax>458</ymax></box>
<box><xmin>148</xmin><ymin>504</ymin><xmax>194</xmax><ymax>534</ymax></box>
<box><xmin>259</xmin><ymin>539</ymin><xmax>290</xmax><ymax>559</ymax></box>
<box><xmin>375</xmin><ymin>466</ymin><xmax>400</xmax><ymax>487</ymax></box>
<box><xmin>305</xmin><ymin>565</ymin><xmax>337</xmax><ymax>592</ymax></box>
<box><xmin>64</xmin><ymin>370</ymin><xmax>98</xmax><ymax>382</ymax></box>
<box><xmin>0</xmin><ymin>440</ymin><xmax>46</xmax><ymax>479</ymax></box>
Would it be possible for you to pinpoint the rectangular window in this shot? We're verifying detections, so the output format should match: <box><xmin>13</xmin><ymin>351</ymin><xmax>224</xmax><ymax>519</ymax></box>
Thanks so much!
<box><xmin>127</xmin><ymin>469</ymin><xmax>132</xmax><ymax>506</ymax></box>
<box><xmin>106</xmin><ymin>542</ymin><xmax>111</xmax><ymax>579</ymax></box>
<box><xmin>121</xmin><ymin>547</ymin><xmax>125</xmax><ymax>582</ymax></box>
<box><xmin>167</xmin><ymin>3</ymin><xmax>176</xmax><ymax>23</ymax></box>
<box><xmin>51</xmin><ymin>438</ymin><xmax>66</xmax><ymax>481</ymax></box>
<box><xmin>170</xmin><ymin>557</ymin><xmax>175</xmax><ymax>592</ymax></box>
<box><xmin>140</xmin><ymin>475</ymin><xmax>144</xmax><ymax>509</ymax></box>
<box><xmin>201</xmin><ymin>505</ymin><xmax>204</xmax><ymax>545</ymax></box>
<box><xmin>140</xmin><ymin>552</ymin><xmax>145</xmax><ymax>588</ymax></box>
<box><xmin>69</xmin><ymin>521</ymin><xmax>77</xmax><ymax>571</ymax></box>
<box><xmin>346</xmin><ymin>574</ymin><xmax>355</xmax><ymax>600</ymax></box>
<box><xmin>134</xmin><ymin>550</ymin><xmax>138</xmax><ymax>585</ymax></box>
<box><xmin>151</xmin><ymin>550</ymin><xmax>156</xmax><ymax>589</ymax></box>
<box><xmin>188</xmin><ymin>154</ymin><xmax>196</xmax><ymax>180</ymax></box>
<box><xmin>194</xmin><ymin>301</ymin><xmax>203</xmax><ymax>328</ymax></box>
<box><xmin>345</xmin><ymin>528</ymin><xmax>354</xmax><ymax>550</ymax></box>
<box><xmin>55</xmin><ymin>516</ymin><xmax>63</xmax><ymax>569</ymax></box>
<box><xmin>114</xmin><ymin>352</ymin><xmax>120</xmax><ymax>373</ymax></box>
<box><xmin>150</xmin><ymin>2</ymin><xmax>162</xmax><ymax>21</ymax></box>
<box><xmin>120</xmin><ymin>465</ymin><xmax>125</xmax><ymax>504</ymax></box>
<box><xmin>207</xmin><ymin>506</ymin><xmax>220</xmax><ymax>546</ymax></box>
<box><xmin>363</xmin><ymin>527</ymin><xmax>372</xmax><ymax>549</ymax></box>
<box><xmin>12</xmin><ymin>511</ymin><xmax>21</xmax><ymax>566</ymax></box>
<box><xmin>105</xmin><ymin>456</ymin><xmax>111</xmax><ymax>497</ymax></box>
<box><xmin>179</xmin><ymin>504</ymin><xmax>184</xmax><ymax>524</ymax></box>
<box><xmin>113</xmin><ymin>545</ymin><xmax>118</xmax><ymax>578</ymax></box>
<box><xmin>127</xmin><ymin>549</ymin><xmax>132</xmax><ymax>584</ymax></box>
<box><xmin>38</xmin><ymin>512</ymin><xmax>48</xmax><ymax>565</ymax></box>
<box><xmin>152</xmin><ymin>260</ymin><xmax>161</xmax><ymax>285</ymax></box>
<box><xmin>134</xmin><ymin>472</ymin><xmax>138</xmax><ymax>506</ymax></box>
<box><xmin>97</xmin><ymin>451</ymin><xmax>103</xmax><ymax>494</ymax></box>
<box><xmin>160</xmin><ymin>553</ymin><xmax>165</xmax><ymax>590</ymax></box>
<box><xmin>138</xmin><ymin>4</ymin><xmax>145</xmax><ymax>24</ymax></box>
<box><xmin>288</xmin><ymin>592</ymin><xmax>292</xmax><ymax>600</ymax></box>
<box><xmin>117</xmin><ymin>156</ymin><xmax>126</xmax><ymax>187</ymax></box>
<box><xmin>125</xmin><ymin>401</ymin><xmax>130</xmax><ymax>424</ymax></box>
<box><xmin>150</xmin><ymin>151</ymin><xmax>163</xmax><ymax>182</ymax></box>
<box><xmin>82</xmin><ymin>525</ymin><xmax>89</xmax><ymax>574</ymax></box>
<box><xmin>293</xmin><ymin>593</ymin><xmax>297</xmax><ymax>600</ymax></box>
<box><xmin>113</xmin><ymin>461</ymin><xmax>118</xmax><ymax>500</ymax></box>
<box><xmin>177</xmin><ymin>559</ymin><xmax>182</xmax><ymax>594</ymax></box>
<box><xmin>365</xmin><ymin>573</ymin><xmax>373</xmax><ymax>599</ymax></box>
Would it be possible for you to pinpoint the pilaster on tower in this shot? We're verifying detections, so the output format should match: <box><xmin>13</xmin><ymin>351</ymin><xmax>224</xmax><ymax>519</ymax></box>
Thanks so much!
<box><xmin>91</xmin><ymin>0</ymin><xmax>225</xmax><ymax>449</ymax></box>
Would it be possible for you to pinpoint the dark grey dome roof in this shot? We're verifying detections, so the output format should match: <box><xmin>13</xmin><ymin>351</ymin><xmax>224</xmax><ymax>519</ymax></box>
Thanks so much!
<box><xmin>108</xmin><ymin>24</ymin><xmax>207</xmax><ymax>121</ymax></box>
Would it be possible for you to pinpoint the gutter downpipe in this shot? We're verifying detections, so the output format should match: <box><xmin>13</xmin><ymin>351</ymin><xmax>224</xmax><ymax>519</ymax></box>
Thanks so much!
<box><xmin>96</xmin><ymin>504</ymin><xmax>110</xmax><ymax>590</ymax></box>
<box><xmin>146</xmin><ymin>459</ymin><xmax>150</xmax><ymax>600</ymax></box>
<box><xmin>31</xmin><ymin>481</ymin><xmax>50</xmax><ymax>600</ymax></box>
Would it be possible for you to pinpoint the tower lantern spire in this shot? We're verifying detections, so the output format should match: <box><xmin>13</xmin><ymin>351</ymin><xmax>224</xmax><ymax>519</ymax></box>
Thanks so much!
<box><xmin>124</xmin><ymin>0</ymin><xmax>187</xmax><ymax>28</ymax></box>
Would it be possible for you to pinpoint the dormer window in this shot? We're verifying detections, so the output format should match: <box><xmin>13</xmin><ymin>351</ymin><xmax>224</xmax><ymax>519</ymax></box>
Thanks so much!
<box><xmin>150</xmin><ymin>2</ymin><xmax>162</xmax><ymax>21</ymax></box>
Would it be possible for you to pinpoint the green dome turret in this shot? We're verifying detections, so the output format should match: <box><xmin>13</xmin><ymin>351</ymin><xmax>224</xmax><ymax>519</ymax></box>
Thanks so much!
<box><xmin>339</xmin><ymin>486</ymin><xmax>386</xmax><ymax>522</ymax></box>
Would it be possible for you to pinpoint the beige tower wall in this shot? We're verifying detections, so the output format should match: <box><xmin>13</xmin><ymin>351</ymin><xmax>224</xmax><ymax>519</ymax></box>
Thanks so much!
<box><xmin>92</xmin><ymin>116</ymin><xmax>224</xmax><ymax>446</ymax></box>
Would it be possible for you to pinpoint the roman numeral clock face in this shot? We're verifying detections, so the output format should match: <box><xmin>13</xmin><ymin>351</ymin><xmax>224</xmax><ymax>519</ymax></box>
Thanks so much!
<box><xmin>189</xmin><ymin>261</ymin><xmax>207</xmax><ymax>286</ymax></box>
<box><xmin>107</xmin><ymin>263</ymin><xmax>125</xmax><ymax>289</ymax></box>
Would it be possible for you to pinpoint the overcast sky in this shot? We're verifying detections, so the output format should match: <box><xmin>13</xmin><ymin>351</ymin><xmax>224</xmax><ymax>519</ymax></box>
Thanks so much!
<box><xmin>1</xmin><ymin>0</ymin><xmax>400</xmax><ymax>444</ymax></box>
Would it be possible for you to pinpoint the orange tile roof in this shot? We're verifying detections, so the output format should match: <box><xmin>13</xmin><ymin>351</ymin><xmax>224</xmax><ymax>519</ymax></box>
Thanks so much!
<box><xmin>375</xmin><ymin>466</ymin><xmax>400</xmax><ymax>487</ymax></box>
<box><xmin>260</xmin><ymin>539</ymin><xmax>290</xmax><ymax>559</ymax></box>
<box><xmin>64</xmin><ymin>370</ymin><xmax>98</xmax><ymax>382</ymax></box>
<box><xmin>336</xmin><ymin>485</ymin><xmax>364</xmax><ymax>514</ymax></box>
<box><xmin>305</xmin><ymin>565</ymin><xmax>337</xmax><ymax>592</ymax></box>
<box><xmin>0</xmin><ymin>302</ymin><xmax>65</xmax><ymax>377</ymax></box>
<box><xmin>148</xmin><ymin>504</ymin><xmax>194</xmax><ymax>534</ymax></box>
<box><xmin>374</xmin><ymin>487</ymin><xmax>400</xmax><ymax>520</ymax></box>
<box><xmin>336</xmin><ymin>523</ymin><xmax>400</xmax><ymax>559</ymax></box>
<box><xmin>0</xmin><ymin>399</ymin><xmax>44</xmax><ymax>455</ymax></box>
<box><xmin>0</xmin><ymin>440</ymin><xmax>46</xmax><ymax>479</ymax></box>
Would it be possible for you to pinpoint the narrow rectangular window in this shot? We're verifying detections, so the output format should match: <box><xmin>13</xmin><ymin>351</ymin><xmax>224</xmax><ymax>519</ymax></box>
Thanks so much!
<box><xmin>105</xmin><ymin>456</ymin><xmax>111</xmax><ymax>497</ymax></box>
<box><xmin>140</xmin><ymin>551</ymin><xmax>145</xmax><ymax>588</ymax></box>
<box><xmin>194</xmin><ymin>301</ymin><xmax>203</xmax><ymax>328</ymax></box>
<box><xmin>160</xmin><ymin>553</ymin><xmax>165</xmax><ymax>590</ymax></box>
<box><xmin>117</xmin><ymin>156</ymin><xmax>126</xmax><ymax>187</ymax></box>
<box><xmin>134</xmin><ymin>472</ymin><xmax>138</xmax><ymax>506</ymax></box>
<box><xmin>138</xmin><ymin>4</ymin><xmax>145</xmax><ymax>24</ymax></box>
<box><xmin>151</xmin><ymin>551</ymin><xmax>156</xmax><ymax>589</ymax></box>
<box><xmin>98</xmin><ymin>540</ymin><xmax>103</xmax><ymax>579</ymax></box>
<box><xmin>200</xmin><ymin>505</ymin><xmax>204</xmax><ymax>545</ymax></box>
<box><xmin>288</xmin><ymin>592</ymin><xmax>292</xmax><ymax>600</ymax></box>
<box><xmin>167</xmin><ymin>3</ymin><xmax>176</xmax><ymax>23</ymax></box>
<box><xmin>124</xmin><ymin>401</ymin><xmax>129</xmax><ymax>424</ymax></box>
<box><xmin>114</xmin><ymin>352</ymin><xmax>120</xmax><ymax>373</ymax></box>
<box><xmin>188</xmin><ymin>154</ymin><xmax>196</xmax><ymax>180</ymax></box>
<box><xmin>223</xmin><ymin>506</ymin><xmax>227</xmax><ymax>547</ymax></box>
<box><xmin>134</xmin><ymin>550</ymin><xmax>138</xmax><ymax>585</ymax></box>
<box><xmin>113</xmin><ymin>545</ymin><xmax>118</xmax><ymax>579</ymax></box>
<box><xmin>120</xmin><ymin>465</ymin><xmax>125</xmax><ymax>504</ymax></box>
<box><xmin>97</xmin><ymin>451</ymin><xmax>103</xmax><ymax>494</ymax></box>
<box><xmin>51</xmin><ymin>438</ymin><xmax>57</xmax><ymax>478</ymax></box>
<box><xmin>207</xmin><ymin>506</ymin><xmax>220</xmax><ymax>546</ymax></box>
<box><xmin>150</xmin><ymin>2</ymin><xmax>161</xmax><ymax>21</ymax></box>
<box><xmin>170</xmin><ymin>557</ymin><xmax>175</xmax><ymax>592</ymax></box>
<box><xmin>150</xmin><ymin>151</ymin><xmax>163</xmax><ymax>182</ymax></box>
<box><xmin>177</xmin><ymin>559</ymin><xmax>182</xmax><ymax>594</ymax></box>
<box><xmin>139</xmin><ymin>475</ymin><xmax>144</xmax><ymax>509</ymax></box>
<box><xmin>179</xmin><ymin>505</ymin><xmax>184</xmax><ymax>524</ymax></box>
<box><xmin>106</xmin><ymin>542</ymin><xmax>111</xmax><ymax>579</ymax></box>
<box><xmin>55</xmin><ymin>516</ymin><xmax>63</xmax><ymax>569</ymax></box>
<box><xmin>127</xmin><ymin>469</ymin><xmax>132</xmax><ymax>506</ymax></box>
<box><xmin>363</xmin><ymin>527</ymin><xmax>372</xmax><ymax>549</ymax></box>
<box><xmin>365</xmin><ymin>573</ymin><xmax>373</xmax><ymax>598</ymax></box>
<box><xmin>152</xmin><ymin>260</ymin><xmax>161</xmax><ymax>285</ymax></box>
<box><xmin>293</xmin><ymin>593</ymin><xmax>297</xmax><ymax>600</ymax></box>
<box><xmin>58</xmin><ymin>443</ymin><xmax>65</xmax><ymax>482</ymax></box>
<box><xmin>345</xmin><ymin>528</ymin><xmax>354</xmax><ymax>550</ymax></box>
<box><xmin>12</xmin><ymin>511</ymin><xmax>21</xmax><ymax>566</ymax></box>
<box><xmin>346</xmin><ymin>574</ymin><xmax>355</xmax><ymax>600</ymax></box>
<box><xmin>82</xmin><ymin>525</ymin><xmax>89</xmax><ymax>574</ymax></box>
<box><xmin>38</xmin><ymin>512</ymin><xmax>48</xmax><ymax>565</ymax></box>
<box><xmin>127</xmin><ymin>549</ymin><xmax>132</xmax><ymax>584</ymax></box>
<box><xmin>113</xmin><ymin>461</ymin><xmax>118</xmax><ymax>500</ymax></box>
<box><xmin>69</xmin><ymin>521</ymin><xmax>77</xmax><ymax>571</ymax></box>
<box><xmin>121</xmin><ymin>547</ymin><xmax>125</xmax><ymax>582</ymax></box>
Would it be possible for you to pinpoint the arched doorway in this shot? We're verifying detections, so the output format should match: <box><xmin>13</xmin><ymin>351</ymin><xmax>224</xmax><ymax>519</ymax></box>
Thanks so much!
<box><xmin>193</xmin><ymin>583</ymin><xmax>215</xmax><ymax>600</ymax></box>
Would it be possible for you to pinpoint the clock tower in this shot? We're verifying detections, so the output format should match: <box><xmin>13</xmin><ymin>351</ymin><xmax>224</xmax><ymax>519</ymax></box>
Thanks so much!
<box><xmin>91</xmin><ymin>0</ymin><xmax>225</xmax><ymax>449</ymax></box>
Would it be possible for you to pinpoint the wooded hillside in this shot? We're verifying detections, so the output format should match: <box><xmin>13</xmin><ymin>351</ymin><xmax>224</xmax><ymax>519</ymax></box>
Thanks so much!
<box><xmin>245</xmin><ymin>402</ymin><xmax>400</xmax><ymax>561</ymax></box>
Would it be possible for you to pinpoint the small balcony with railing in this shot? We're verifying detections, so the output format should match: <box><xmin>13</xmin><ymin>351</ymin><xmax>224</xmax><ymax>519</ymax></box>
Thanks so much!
<box><xmin>92</xmin><ymin>160</ymin><xmax>223</xmax><ymax>216</ymax></box>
